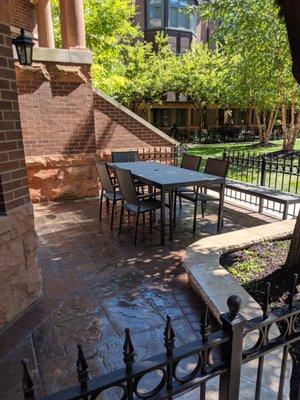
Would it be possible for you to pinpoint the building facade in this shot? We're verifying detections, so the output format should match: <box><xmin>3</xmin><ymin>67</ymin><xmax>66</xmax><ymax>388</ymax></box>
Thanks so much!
<box><xmin>134</xmin><ymin>0</ymin><xmax>258</xmax><ymax>141</ymax></box>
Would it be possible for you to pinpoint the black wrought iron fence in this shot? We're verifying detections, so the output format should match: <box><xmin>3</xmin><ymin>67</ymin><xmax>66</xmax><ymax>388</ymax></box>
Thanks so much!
<box><xmin>137</xmin><ymin>146</ymin><xmax>181</xmax><ymax>166</ymax></box>
<box><xmin>22</xmin><ymin>277</ymin><xmax>300</xmax><ymax>400</ymax></box>
<box><xmin>223</xmin><ymin>150</ymin><xmax>300</xmax><ymax>218</ymax></box>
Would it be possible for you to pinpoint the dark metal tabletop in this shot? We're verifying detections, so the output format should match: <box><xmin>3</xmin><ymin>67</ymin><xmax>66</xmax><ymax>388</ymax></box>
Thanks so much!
<box><xmin>108</xmin><ymin>161</ymin><xmax>225</xmax><ymax>189</ymax></box>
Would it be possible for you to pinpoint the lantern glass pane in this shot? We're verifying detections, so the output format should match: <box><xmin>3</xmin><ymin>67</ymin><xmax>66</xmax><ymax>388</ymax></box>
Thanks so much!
<box><xmin>26</xmin><ymin>45</ymin><xmax>32</xmax><ymax>65</ymax></box>
<box><xmin>18</xmin><ymin>44</ymin><xmax>27</xmax><ymax>64</ymax></box>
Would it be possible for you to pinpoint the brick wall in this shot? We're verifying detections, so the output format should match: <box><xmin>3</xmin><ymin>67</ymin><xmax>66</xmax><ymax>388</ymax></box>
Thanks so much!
<box><xmin>94</xmin><ymin>90</ymin><xmax>174</xmax><ymax>153</ymax></box>
<box><xmin>9</xmin><ymin>0</ymin><xmax>37</xmax><ymax>34</ymax></box>
<box><xmin>17</xmin><ymin>63</ymin><xmax>95</xmax><ymax>156</ymax></box>
<box><xmin>0</xmin><ymin>22</ymin><xmax>31</xmax><ymax>212</ymax></box>
<box><xmin>16</xmin><ymin>65</ymin><xmax>176</xmax><ymax>202</ymax></box>
<box><xmin>0</xmin><ymin>19</ymin><xmax>41</xmax><ymax>329</ymax></box>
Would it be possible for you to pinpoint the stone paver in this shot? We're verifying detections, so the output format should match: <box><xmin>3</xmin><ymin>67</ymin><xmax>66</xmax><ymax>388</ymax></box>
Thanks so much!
<box><xmin>0</xmin><ymin>198</ymin><xmax>275</xmax><ymax>399</ymax></box>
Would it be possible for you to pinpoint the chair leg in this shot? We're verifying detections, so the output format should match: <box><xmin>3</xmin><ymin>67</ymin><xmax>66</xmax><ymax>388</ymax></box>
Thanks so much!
<box><xmin>134</xmin><ymin>213</ymin><xmax>139</xmax><ymax>246</ymax></box>
<box><xmin>193</xmin><ymin>201</ymin><xmax>198</xmax><ymax>234</ymax></box>
<box><xmin>173</xmin><ymin>189</ymin><xmax>177</xmax><ymax>223</ymax></box>
<box><xmin>179</xmin><ymin>195</ymin><xmax>182</xmax><ymax>210</ymax></box>
<box><xmin>149</xmin><ymin>210</ymin><xmax>153</xmax><ymax>230</ymax></box>
<box><xmin>169</xmin><ymin>191</ymin><xmax>173</xmax><ymax>240</ymax></box>
<box><xmin>127</xmin><ymin>210</ymin><xmax>131</xmax><ymax>224</ymax></box>
<box><xmin>99</xmin><ymin>189</ymin><xmax>104</xmax><ymax>221</ymax></box>
<box><xmin>119</xmin><ymin>203</ymin><xmax>124</xmax><ymax>235</ymax></box>
<box><xmin>142</xmin><ymin>213</ymin><xmax>145</xmax><ymax>226</ymax></box>
<box><xmin>110</xmin><ymin>198</ymin><xmax>116</xmax><ymax>231</ymax></box>
<box><xmin>201</xmin><ymin>201</ymin><xmax>205</xmax><ymax>218</ymax></box>
<box><xmin>106</xmin><ymin>198</ymin><xmax>109</xmax><ymax>214</ymax></box>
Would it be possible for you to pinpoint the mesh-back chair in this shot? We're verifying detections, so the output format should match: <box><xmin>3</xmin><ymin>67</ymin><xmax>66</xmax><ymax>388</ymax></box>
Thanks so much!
<box><xmin>175</xmin><ymin>154</ymin><xmax>202</xmax><ymax>215</ymax></box>
<box><xmin>115</xmin><ymin>167</ymin><xmax>171</xmax><ymax>245</ymax></box>
<box><xmin>205</xmin><ymin>158</ymin><xmax>229</xmax><ymax>179</ymax></box>
<box><xmin>95</xmin><ymin>162</ymin><xmax>123</xmax><ymax>230</ymax></box>
<box><xmin>111</xmin><ymin>150</ymin><xmax>149</xmax><ymax>191</ymax></box>
<box><xmin>177</xmin><ymin>158</ymin><xmax>229</xmax><ymax>234</ymax></box>
<box><xmin>181</xmin><ymin>154</ymin><xmax>202</xmax><ymax>171</ymax></box>
<box><xmin>111</xmin><ymin>151</ymin><xmax>139</xmax><ymax>163</ymax></box>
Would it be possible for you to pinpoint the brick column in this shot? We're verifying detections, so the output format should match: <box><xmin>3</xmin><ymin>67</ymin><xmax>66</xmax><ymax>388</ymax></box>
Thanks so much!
<box><xmin>0</xmin><ymin>23</ymin><xmax>30</xmax><ymax>211</ymax></box>
<box><xmin>59</xmin><ymin>0</ymin><xmax>86</xmax><ymax>49</ymax></box>
<box><xmin>36</xmin><ymin>0</ymin><xmax>55</xmax><ymax>48</ymax></box>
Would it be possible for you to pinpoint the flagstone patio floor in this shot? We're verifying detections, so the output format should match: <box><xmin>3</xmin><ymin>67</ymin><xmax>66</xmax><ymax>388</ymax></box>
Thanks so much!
<box><xmin>0</xmin><ymin>198</ymin><xmax>275</xmax><ymax>400</ymax></box>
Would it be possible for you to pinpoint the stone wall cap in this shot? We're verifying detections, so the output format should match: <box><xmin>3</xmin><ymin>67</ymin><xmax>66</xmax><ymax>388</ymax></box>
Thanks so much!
<box><xmin>13</xmin><ymin>47</ymin><xmax>93</xmax><ymax>65</ymax></box>
<box><xmin>183</xmin><ymin>219</ymin><xmax>296</xmax><ymax>320</ymax></box>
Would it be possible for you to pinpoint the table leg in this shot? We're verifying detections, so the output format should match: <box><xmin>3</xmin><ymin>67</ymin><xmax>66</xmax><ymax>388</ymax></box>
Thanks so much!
<box><xmin>217</xmin><ymin>183</ymin><xmax>225</xmax><ymax>234</ymax></box>
<box><xmin>161</xmin><ymin>188</ymin><xmax>166</xmax><ymax>245</ymax></box>
<box><xmin>169</xmin><ymin>190</ymin><xmax>173</xmax><ymax>240</ymax></box>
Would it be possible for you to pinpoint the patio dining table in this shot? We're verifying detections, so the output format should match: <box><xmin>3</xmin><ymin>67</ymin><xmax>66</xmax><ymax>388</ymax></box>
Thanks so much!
<box><xmin>108</xmin><ymin>161</ymin><xmax>225</xmax><ymax>245</ymax></box>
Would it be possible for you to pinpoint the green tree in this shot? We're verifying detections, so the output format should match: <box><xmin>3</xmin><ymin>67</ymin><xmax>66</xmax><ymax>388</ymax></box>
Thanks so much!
<box><xmin>51</xmin><ymin>0</ymin><xmax>176</xmax><ymax>112</ymax></box>
<box><xmin>195</xmin><ymin>0</ymin><xmax>300</xmax><ymax>149</ymax></box>
<box><xmin>173</xmin><ymin>43</ymin><xmax>227</xmax><ymax>131</ymax></box>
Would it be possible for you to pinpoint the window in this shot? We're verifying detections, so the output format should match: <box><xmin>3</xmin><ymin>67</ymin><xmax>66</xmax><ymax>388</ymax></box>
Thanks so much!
<box><xmin>234</xmin><ymin>109</ymin><xmax>246</xmax><ymax>125</ymax></box>
<box><xmin>191</xmin><ymin>109</ymin><xmax>201</xmax><ymax>126</ymax></box>
<box><xmin>147</xmin><ymin>0</ymin><xmax>164</xmax><ymax>28</ymax></box>
<box><xmin>169</xmin><ymin>0</ymin><xmax>197</xmax><ymax>31</ymax></box>
<box><xmin>175</xmin><ymin>109</ymin><xmax>187</xmax><ymax>127</ymax></box>
<box><xmin>152</xmin><ymin>109</ymin><xmax>172</xmax><ymax>127</ymax></box>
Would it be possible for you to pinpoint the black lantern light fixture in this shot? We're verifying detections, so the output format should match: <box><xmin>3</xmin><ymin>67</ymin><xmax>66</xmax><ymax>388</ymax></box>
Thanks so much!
<box><xmin>12</xmin><ymin>28</ymin><xmax>34</xmax><ymax>66</ymax></box>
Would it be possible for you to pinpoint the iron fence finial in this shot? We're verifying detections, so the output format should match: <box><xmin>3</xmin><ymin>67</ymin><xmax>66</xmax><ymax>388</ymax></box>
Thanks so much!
<box><xmin>76</xmin><ymin>344</ymin><xmax>89</xmax><ymax>389</ymax></box>
<box><xmin>164</xmin><ymin>315</ymin><xmax>175</xmax><ymax>358</ymax></box>
<box><xmin>21</xmin><ymin>359</ymin><xmax>36</xmax><ymax>400</ymax></box>
<box><xmin>123</xmin><ymin>328</ymin><xmax>135</xmax><ymax>373</ymax></box>
<box><xmin>227</xmin><ymin>295</ymin><xmax>242</xmax><ymax>319</ymax></box>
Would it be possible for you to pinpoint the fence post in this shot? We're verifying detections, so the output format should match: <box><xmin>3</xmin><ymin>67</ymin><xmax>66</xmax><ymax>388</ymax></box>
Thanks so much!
<box><xmin>259</xmin><ymin>154</ymin><xmax>266</xmax><ymax>213</ymax></box>
<box><xmin>218</xmin><ymin>295</ymin><xmax>245</xmax><ymax>400</ymax></box>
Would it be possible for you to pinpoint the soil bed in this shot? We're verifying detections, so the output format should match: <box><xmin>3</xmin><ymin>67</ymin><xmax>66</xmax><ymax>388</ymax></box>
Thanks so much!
<box><xmin>220</xmin><ymin>240</ymin><xmax>300</xmax><ymax>308</ymax></box>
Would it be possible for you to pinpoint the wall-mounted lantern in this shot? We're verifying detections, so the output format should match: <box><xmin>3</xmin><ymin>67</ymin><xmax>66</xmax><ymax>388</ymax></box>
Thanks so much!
<box><xmin>12</xmin><ymin>28</ymin><xmax>34</xmax><ymax>66</ymax></box>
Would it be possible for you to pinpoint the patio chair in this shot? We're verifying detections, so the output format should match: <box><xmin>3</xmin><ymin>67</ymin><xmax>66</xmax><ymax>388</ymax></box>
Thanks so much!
<box><xmin>111</xmin><ymin>151</ymin><xmax>139</xmax><ymax>163</ymax></box>
<box><xmin>176</xmin><ymin>154</ymin><xmax>202</xmax><ymax>213</ymax></box>
<box><xmin>95</xmin><ymin>162</ymin><xmax>123</xmax><ymax>231</ymax></box>
<box><xmin>115</xmin><ymin>167</ymin><xmax>172</xmax><ymax>245</ymax></box>
<box><xmin>180</xmin><ymin>154</ymin><xmax>202</xmax><ymax>171</ymax></box>
<box><xmin>177</xmin><ymin>158</ymin><xmax>229</xmax><ymax>234</ymax></box>
<box><xmin>111</xmin><ymin>150</ymin><xmax>149</xmax><ymax>192</ymax></box>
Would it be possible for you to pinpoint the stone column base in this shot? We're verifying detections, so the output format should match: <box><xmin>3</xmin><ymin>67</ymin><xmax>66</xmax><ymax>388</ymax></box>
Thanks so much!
<box><xmin>0</xmin><ymin>203</ymin><xmax>42</xmax><ymax>329</ymax></box>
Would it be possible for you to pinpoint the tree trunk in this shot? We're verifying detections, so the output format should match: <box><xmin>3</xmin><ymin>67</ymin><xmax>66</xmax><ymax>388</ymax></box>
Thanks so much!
<box><xmin>255</xmin><ymin>108</ymin><xmax>277</xmax><ymax>145</ymax></box>
<box><xmin>284</xmin><ymin>211</ymin><xmax>300</xmax><ymax>275</ymax></box>
<box><xmin>282</xmin><ymin>101</ymin><xmax>300</xmax><ymax>151</ymax></box>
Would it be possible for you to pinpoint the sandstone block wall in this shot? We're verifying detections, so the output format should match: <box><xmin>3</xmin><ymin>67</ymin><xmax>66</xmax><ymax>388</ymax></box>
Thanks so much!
<box><xmin>0</xmin><ymin>204</ymin><xmax>42</xmax><ymax>327</ymax></box>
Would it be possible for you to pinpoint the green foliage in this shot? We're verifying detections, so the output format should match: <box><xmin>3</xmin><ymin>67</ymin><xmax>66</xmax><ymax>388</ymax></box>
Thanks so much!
<box><xmin>198</xmin><ymin>0</ymin><xmax>300</xmax><ymax>108</ymax></box>
<box><xmin>51</xmin><ymin>0</ymin><xmax>178</xmax><ymax>109</ymax></box>
<box><xmin>173</xmin><ymin>43</ymin><xmax>227</xmax><ymax>108</ymax></box>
